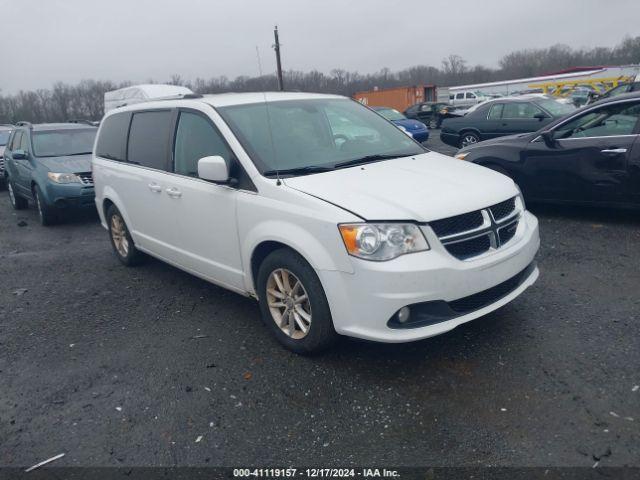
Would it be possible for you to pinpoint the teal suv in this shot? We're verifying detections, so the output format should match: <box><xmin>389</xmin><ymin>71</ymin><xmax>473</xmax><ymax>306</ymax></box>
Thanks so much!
<box><xmin>4</xmin><ymin>122</ymin><xmax>98</xmax><ymax>225</ymax></box>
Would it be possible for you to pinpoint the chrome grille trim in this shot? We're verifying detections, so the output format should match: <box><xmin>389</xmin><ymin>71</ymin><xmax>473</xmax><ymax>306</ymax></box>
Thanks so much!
<box><xmin>429</xmin><ymin>196</ymin><xmax>523</xmax><ymax>261</ymax></box>
<box><xmin>77</xmin><ymin>172</ymin><xmax>93</xmax><ymax>186</ymax></box>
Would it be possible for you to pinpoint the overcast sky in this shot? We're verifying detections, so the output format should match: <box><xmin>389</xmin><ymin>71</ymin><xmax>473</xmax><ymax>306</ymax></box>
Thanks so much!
<box><xmin>2</xmin><ymin>0</ymin><xmax>638</xmax><ymax>94</ymax></box>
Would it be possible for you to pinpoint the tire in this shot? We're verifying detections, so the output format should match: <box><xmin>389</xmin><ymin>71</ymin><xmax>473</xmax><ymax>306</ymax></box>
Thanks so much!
<box><xmin>459</xmin><ymin>131</ymin><xmax>480</xmax><ymax>148</ymax></box>
<box><xmin>7</xmin><ymin>179</ymin><xmax>28</xmax><ymax>210</ymax></box>
<box><xmin>106</xmin><ymin>204</ymin><xmax>144</xmax><ymax>266</ymax></box>
<box><xmin>34</xmin><ymin>185</ymin><xmax>57</xmax><ymax>226</ymax></box>
<box><xmin>257</xmin><ymin>248</ymin><xmax>339</xmax><ymax>354</ymax></box>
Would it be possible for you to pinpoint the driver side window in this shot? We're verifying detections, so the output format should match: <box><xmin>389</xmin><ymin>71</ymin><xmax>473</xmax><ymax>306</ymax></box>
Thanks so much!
<box><xmin>173</xmin><ymin>112</ymin><xmax>232</xmax><ymax>178</ymax></box>
<box><xmin>554</xmin><ymin>102</ymin><xmax>640</xmax><ymax>139</ymax></box>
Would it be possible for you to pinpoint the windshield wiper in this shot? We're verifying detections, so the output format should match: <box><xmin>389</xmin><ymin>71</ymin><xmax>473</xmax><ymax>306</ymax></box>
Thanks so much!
<box><xmin>334</xmin><ymin>153</ymin><xmax>406</xmax><ymax>169</ymax></box>
<box><xmin>263</xmin><ymin>165</ymin><xmax>335</xmax><ymax>177</ymax></box>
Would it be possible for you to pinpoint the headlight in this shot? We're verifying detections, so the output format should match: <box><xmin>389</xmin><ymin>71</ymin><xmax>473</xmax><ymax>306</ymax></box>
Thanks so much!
<box><xmin>47</xmin><ymin>172</ymin><xmax>81</xmax><ymax>184</ymax></box>
<box><xmin>338</xmin><ymin>223</ymin><xmax>430</xmax><ymax>261</ymax></box>
<box><xmin>454</xmin><ymin>153</ymin><xmax>470</xmax><ymax>160</ymax></box>
<box><xmin>397</xmin><ymin>125</ymin><xmax>413</xmax><ymax>137</ymax></box>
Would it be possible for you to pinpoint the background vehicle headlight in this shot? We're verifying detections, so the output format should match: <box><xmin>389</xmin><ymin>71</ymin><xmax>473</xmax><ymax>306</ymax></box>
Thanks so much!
<box><xmin>397</xmin><ymin>125</ymin><xmax>413</xmax><ymax>137</ymax></box>
<box><xmin>47</xmin><ymin>172</ymin><xmax>81</xmax><ymax>184</ymax></box>
<box><xmin>339</xmin><ymin>223</ymin><xmax>430</xmax><ymax>261</ymax></box>
<box><xmin>454</xmin><ymin>153</ymin><xmax>469</xmax><ymax>160</ymax></box>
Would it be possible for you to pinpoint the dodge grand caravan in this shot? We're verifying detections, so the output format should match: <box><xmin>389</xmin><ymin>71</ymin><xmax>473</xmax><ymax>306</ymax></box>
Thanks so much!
<box><xmin>92</xmin><ymin>92</ymin><xmax>540</xmax><ymax>354</ymax></box>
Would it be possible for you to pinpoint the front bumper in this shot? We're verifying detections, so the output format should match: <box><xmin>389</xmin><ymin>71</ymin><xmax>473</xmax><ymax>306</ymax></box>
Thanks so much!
<box><xmin>318</xmin><ymin>211</ymin><xmax>540</xmax><ymax>343</ymax></box>
<box><xmin>42</xmin><ymin>182</ymin><xmax>96</xmax><ymax>210</ymax></box>
<box><xmin>440</xmin><ymin>131</ymin><xmax>461</xmax><ymax>148</ymax></box>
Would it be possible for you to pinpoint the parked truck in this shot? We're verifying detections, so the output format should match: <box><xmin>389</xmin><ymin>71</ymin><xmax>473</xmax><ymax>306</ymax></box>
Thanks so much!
<box><xmin>354</xmin><ymin>85</ymin><xmax>437</xmax><ymax>112</ymax></box>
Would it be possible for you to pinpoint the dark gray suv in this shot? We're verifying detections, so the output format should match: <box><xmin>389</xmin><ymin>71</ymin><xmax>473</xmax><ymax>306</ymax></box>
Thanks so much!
<box><xmin>0</xmin><ymin>124</ymin><xmax>13</xmax><ymax>188</ymax></box>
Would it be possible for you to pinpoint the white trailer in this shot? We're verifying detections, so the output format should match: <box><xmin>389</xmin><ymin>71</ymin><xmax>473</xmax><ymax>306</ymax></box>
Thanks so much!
<box><xmin>104</xmin><ymin>84</ymin><xmax>194</xmax><ymax>113</ymax></box>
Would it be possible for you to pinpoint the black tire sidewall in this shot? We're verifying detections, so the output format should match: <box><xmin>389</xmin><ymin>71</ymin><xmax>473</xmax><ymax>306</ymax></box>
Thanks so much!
<box><xmin>7</xmin><ymin>179</ymin><xmax>27</xmax><ymax>210</ymax></box>
<box><xmin>106</xmin><ymin>205</ymin><xmax>142</xmax><ymax>266</ymax></box>
<box><xmin>257</xmin><ymin>248</ymin><xmax>338</xmax><ymax>354</ymax></box>
<box><xmin>34</xmin><ymin>186</ymin><xmax>56</xmax><ymax>226</ymax></box>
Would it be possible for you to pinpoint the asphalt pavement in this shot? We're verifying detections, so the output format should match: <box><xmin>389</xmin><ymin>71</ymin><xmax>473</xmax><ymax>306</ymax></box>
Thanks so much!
<box><xmin>0</xmin><ymin>133</ymin><xmax>638</xmax><ymax>468</ymax></box>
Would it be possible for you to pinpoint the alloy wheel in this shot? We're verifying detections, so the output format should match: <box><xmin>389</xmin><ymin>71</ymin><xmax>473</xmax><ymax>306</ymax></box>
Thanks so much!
<box><xmin>110</xmin><ymin>214</ymin><xmax>130</xmax><ymax>258</ymax></box>
<box><xmin>461</xmin><ymin>134</ymin><xmax>478</xmax><ymax>147</ymax></box>
<box><xmin>266</xmin><ymin>268</ymin><xmax>312</xmax><ymax>339</ymax></box>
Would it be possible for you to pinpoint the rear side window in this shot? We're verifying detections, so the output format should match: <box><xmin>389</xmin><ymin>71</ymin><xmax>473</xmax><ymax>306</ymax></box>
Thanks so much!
<box><xmin>488</xmin><ymin>104</ymin><xmax>504</xmax><ymax>119</ymax></box>
<box><xmin>173</xmin><ymin>111</ymin><xmax>232</xmax><ymax>177</ymax></box>
<box><xmin>456</xmin><ymin>93</ymin><xmax>464</xmax><ymax>99</ymax></box>
<box><xmin>127</xmin><ymin>110</ymin><xmax>173</xmax><ymax>170</ymax></box>
<box><xmin>96</xmin><ymin>112</ymin><xmax>131</xmax><ymax>161</ymax></box>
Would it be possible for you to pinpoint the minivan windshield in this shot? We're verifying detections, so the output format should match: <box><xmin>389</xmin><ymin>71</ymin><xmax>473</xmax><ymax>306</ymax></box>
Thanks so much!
<box><xmin>32</xmin><ymin>129</ymin><xmax>97</xmax><ymax>157</ymax></box>
<box><xmin>218</xmin><ymin>98</ymin><xmax>424</xmax><ymax>176</ymax></box>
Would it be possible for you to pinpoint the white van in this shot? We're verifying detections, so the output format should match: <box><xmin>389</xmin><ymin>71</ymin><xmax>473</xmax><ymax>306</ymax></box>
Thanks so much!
<box><xmin>92</xmin><ymin>92</ymin><xmax>539</xmax><ymax>353</ymax></box>
<box><xmin>449</xmin><ymin>90</ymin><xmax>487</xmax><ymax>107</ymax></box>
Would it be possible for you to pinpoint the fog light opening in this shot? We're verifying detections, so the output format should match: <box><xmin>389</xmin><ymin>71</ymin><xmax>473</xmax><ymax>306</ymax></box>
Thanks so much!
<box><xmin>397</xmin><ymin>307</ymin><xmax>411</xmax><ymax>324</ymax></box>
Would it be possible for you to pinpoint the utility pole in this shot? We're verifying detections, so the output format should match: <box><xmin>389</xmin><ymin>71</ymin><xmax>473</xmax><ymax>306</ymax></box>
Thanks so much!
<box><xmin>273</xmin><ymin>25</ymin><xmax>284</xmax><ymax>91</ymax></box>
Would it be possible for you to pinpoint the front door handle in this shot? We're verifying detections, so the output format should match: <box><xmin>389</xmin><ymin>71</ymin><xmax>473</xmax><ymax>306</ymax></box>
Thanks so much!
<box><xmin>601</xmin><ymin>148</ymin><xmax>627</xmax><ymax>154</ymax></box>
<box><xmin>166</xmin><ymin>187</ymin><xmax>182</xmax><ymax>198</ymax></box>
<box><xmin>148</xmin><ymin>183</ymin><xmax>162</xmax><ymax>193</ymax></box>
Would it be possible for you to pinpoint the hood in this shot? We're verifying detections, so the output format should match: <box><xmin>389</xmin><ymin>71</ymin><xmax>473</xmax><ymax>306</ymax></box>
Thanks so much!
<box><xmin>38</xmin><ymin>154</ymin><xmax>92</xmax><ymax>173</ymax></box>
<box><xmin>283</xmin><ymin>152</ymin><xmax>518</xmax><ymax>222</ymax></box>
<box><xmin>392</xmin><ymin>118</ymin><xmax>427</xmax><ymax>131</ymax></box>
<box><xmin>462</xmin><ymin>133</ymin><xmax>535</xmax><ymax>152</ymax></box>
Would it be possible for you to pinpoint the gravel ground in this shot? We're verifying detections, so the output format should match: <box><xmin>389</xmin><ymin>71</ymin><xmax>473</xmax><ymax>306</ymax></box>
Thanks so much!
<box><xmin>0</xmin><ymin>133</ymin><xmax>638</xmax><ymax>468</ymax></box>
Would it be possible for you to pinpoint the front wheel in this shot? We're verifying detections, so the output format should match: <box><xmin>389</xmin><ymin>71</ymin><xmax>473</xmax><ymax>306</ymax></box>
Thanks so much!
<box><xmin>460</xmin><ymin>131</ymin><xmax>480</xmax><ymax>148</ymax></box>
<box><xmin>34</xmin><ymin>185</ymin><xmax>57</xmax><ymax>226</ymax></box>
<box><xmin>107</xmin><ymin>205</ymin><xmax>144</xmax><ymax>266</ymax></box>
<box><xmin>257</xmin><ymin>248</ymin><xmax>339</xmax><ymax>354</ymax></box>
<box><xmin>7</xmin><ymin>180</ymin><xmax>28</xmax><ymax>210</ymax></box>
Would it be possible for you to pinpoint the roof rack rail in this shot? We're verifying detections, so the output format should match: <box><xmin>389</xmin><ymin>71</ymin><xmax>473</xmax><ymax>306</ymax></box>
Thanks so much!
<box><xmin>67</xmin><ymin>119</ymin><xmax>96</xmax><ymax>125</ymax></box>
<box><xmin>16</xmin><ymin>121</ymin><xmax>33</xmax><ymax>128</ymax></box>
<box><xmin>114</xmin><ymin>92</ymin><xmax>204</xmax><ymax>110</ymax></box>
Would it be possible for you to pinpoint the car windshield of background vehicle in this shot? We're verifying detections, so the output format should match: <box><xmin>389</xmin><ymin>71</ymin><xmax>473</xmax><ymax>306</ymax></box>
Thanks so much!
<box><xmin>554</xmin><ymin>103</ymin><xmax>640</xmax><ymax>139</ymax></box>
<box><xmin>535</xmin><ymin>98</ymin><xmax>576</xmax><ymax>116</ymax></box>
<box><xmin>32</xmin><ymin>129</ymin><xmax>97</xmax><ymax>157</ymax></box>
<box><xmin>0</xmin><ymin>131</ymin><xmax>11</xmax><ymax>145</ymax></box>
<box><xmin>218</xmin><ymin>99</ymin><xmax>424</xmax><ymax>175</ymax></box>
<box><xmin>376</xmin><ymin>108</ymin><xmax>406</xmax><ymax>121</ymax></box>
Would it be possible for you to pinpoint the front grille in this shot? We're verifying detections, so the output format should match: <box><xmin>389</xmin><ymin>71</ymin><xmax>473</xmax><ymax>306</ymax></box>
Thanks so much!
<box><xmin>429</xmin><ymin>196</ymin><xmax>521</xmax><ymax>261</ymax></box>
<box><xmin>77</xmin><ymin>172</ymin><xmax>93</xmax><ymax>185</ymax></box>
<box><xmin>430</xmin><ymin>210</ymin><xmax>483</xmax><ymax>237</ymax></box>
<box><xmin>0</xmin><ymin>157</ymin><xmax>4</xmax><ymax>171</ymax></box>
<box><xmin>449</xmin><ymin>263</ymin><xmax>532</xmax><ymax>313</ymax></box>
<box><xmin>443</xmin><ymin>235</ymin><xmax>491</xmax><ymax>260</ymax></box>
<box><xmin>489</xmin><ymin>197</ymin><xmax>516</xmax><ymax>221</ymax></box>
<box><xmin>498</xmin><ymin>220</ymin><xmax>518</xmax><ymax>246</ymax></box>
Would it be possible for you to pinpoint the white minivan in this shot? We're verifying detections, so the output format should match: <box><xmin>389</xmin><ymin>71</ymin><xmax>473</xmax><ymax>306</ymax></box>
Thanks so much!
<box><xmin>92</xmin><ymin>92</ymin><xmax>539</xmax><ymax>354</ymax></box>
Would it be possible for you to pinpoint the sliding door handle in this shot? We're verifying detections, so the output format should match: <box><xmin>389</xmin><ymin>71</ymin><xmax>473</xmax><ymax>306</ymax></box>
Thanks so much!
<box><xmin>148</xmin><ymin>183</ymin><xmax>162</xmax><ymax>193</ymax></box>
<box><xmin>165</xmin><ymin>187</ymin><xmax>182</xmax><ymax>198</ymax></box>
<box><xmin>601</xmin><ymin>148</ymin><xmax>627</xmax><ymax>154</ymax></box>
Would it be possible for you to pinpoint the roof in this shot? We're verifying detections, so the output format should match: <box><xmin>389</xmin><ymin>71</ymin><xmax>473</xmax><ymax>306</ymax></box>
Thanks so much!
<box><xmin>107</xmin><ymin>91</ymin><xmax>347</xmax><ymax>115</ymax></box>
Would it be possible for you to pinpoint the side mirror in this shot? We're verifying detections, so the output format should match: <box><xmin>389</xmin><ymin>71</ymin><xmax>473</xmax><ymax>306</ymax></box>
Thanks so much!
<box><xmin>12</xmin><ymin>149</ymin><xmax>28</xmax><ymax>160</ymax></box>
<box><xmin>197</xmin><ymin>156</ymin><xmax>229</xmax><ymax>183</ymax></box>
<box><xmin>540</xmin><ymin>130</ymin><xmax>556</xmax><ymax>148</ymax></box>
<box><xmin>533</xmin><ymin>112</ymin><xmax>549</xmax><ymax>121</ymax></box>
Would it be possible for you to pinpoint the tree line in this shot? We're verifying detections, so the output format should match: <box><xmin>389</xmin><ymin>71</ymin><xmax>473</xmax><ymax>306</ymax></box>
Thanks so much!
<box><xmin>1</xmin><ymin>36</ymin><xmax>639</xmax><ymax>124</ymax></box>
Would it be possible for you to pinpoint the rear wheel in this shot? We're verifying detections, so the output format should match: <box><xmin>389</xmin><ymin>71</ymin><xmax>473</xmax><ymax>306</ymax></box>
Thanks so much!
<box><xmin>34</xmin><ymin>185</ymin><xmax>57</xmax><ymax>226</ymax></box>
<box><xmin>107</xmin><ymin>205</ymin><xmax>144</xmax><ymax>266</ymax></box>
<box><xmin>7</xmin><ymin>180</ymin><xmax>28</xmax><ymax>210</ymax></box>
<box><xmin>257</xmin><ymin>248</ymin><xmax>339</xmax><ymax>354</ymax></box>
<box><xmin>460</xmin><ymin>131</ymin><xmax>480</xmax><ymax>148</ymax></box>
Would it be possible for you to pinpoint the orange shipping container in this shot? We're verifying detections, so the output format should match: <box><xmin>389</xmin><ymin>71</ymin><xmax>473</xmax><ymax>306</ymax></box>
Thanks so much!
<box><xmin>353</xmin><ymin>85</ymin><xmax>437</xmax><ymax>112</ymax></box>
